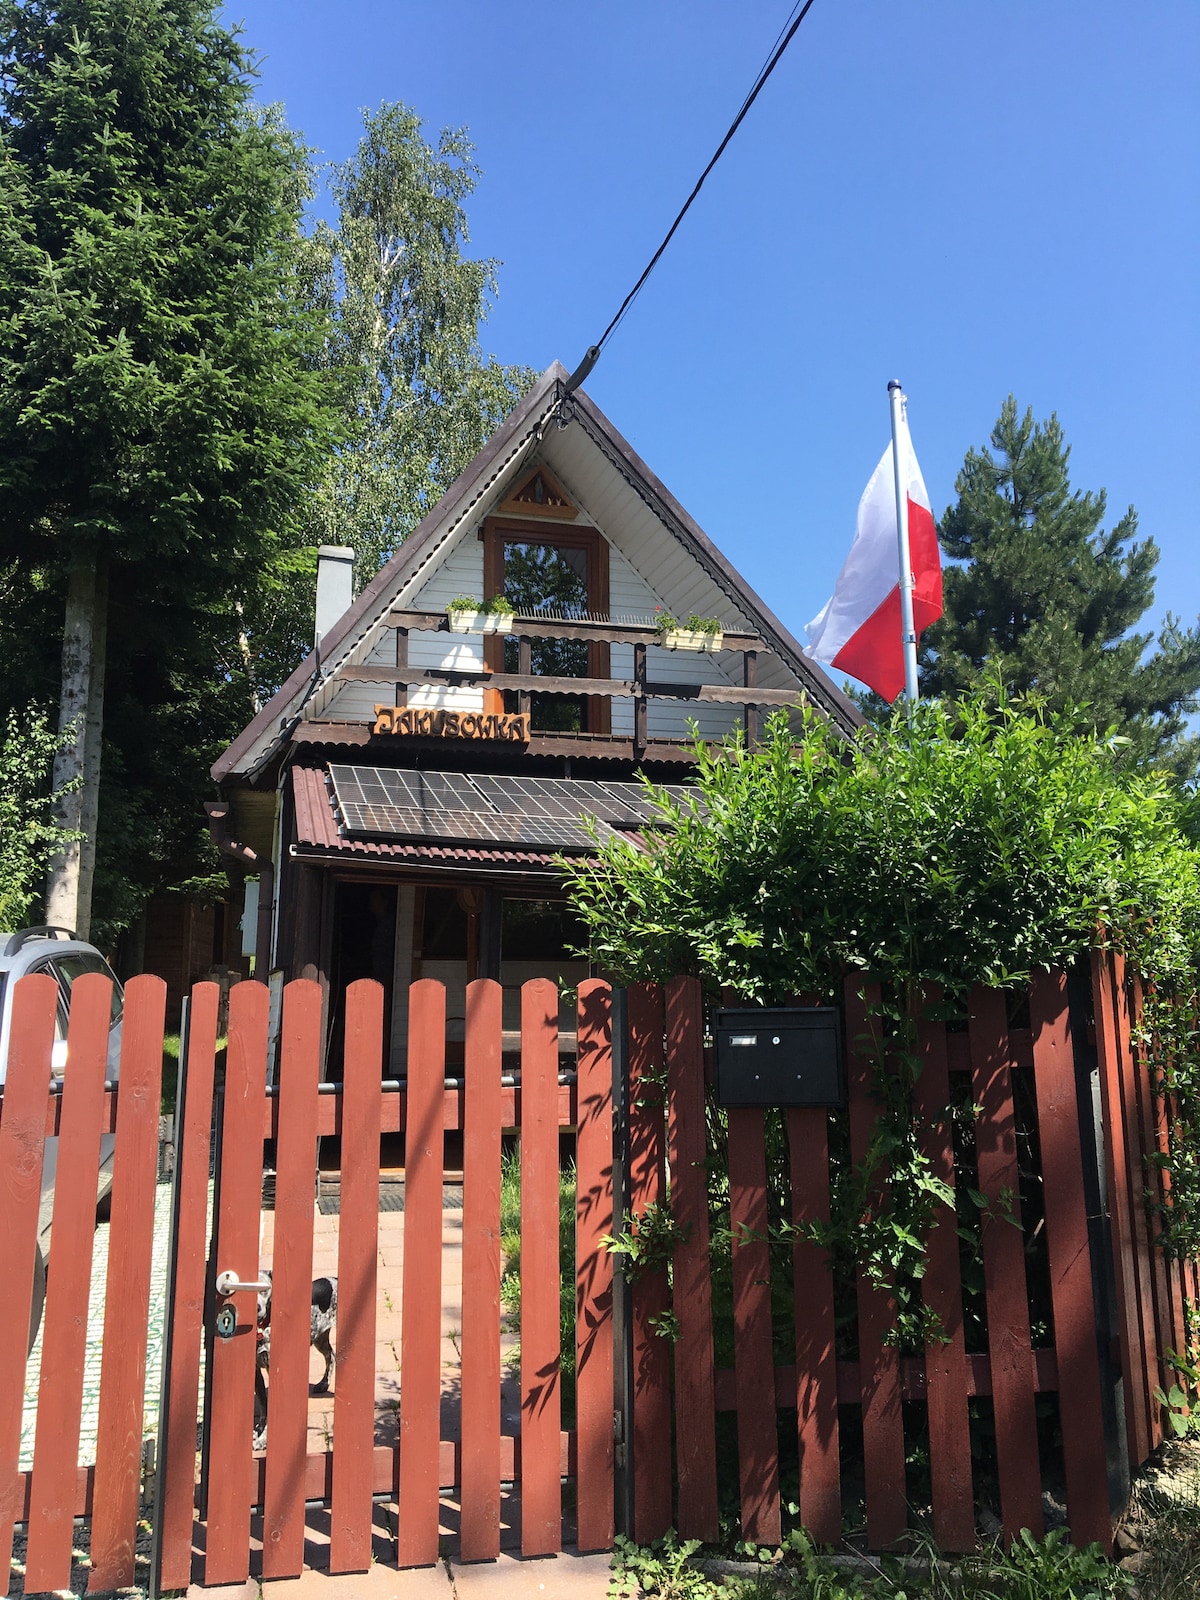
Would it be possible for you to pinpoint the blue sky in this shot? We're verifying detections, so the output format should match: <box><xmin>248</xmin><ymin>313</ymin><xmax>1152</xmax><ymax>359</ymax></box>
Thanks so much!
<box><xmin>225</xmin><ymin>1</ymin><xmax>1199</xmax><ymax>678</ymax></box>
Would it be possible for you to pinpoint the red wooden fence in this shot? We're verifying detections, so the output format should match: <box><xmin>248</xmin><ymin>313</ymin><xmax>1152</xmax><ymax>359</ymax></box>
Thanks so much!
<box><xmin>0</xmin><ymin>954</ymin><xmax>1193</xmax><ymax>1592</ymax></box>
<box><xmin>626</xmin><ymin>959</ymin><xmax>1194</xmax><ymax>1557</ymax></box>
<box><xmin>2</xmin><ymin>973</ymin><xmax>613</xmax><ymax>1593</ymax></box>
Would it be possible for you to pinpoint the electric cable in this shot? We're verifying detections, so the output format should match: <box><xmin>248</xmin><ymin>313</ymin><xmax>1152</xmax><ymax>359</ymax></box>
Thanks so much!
<box><xmin>563</xmin><ymin>0</ymin><xmax>819</xmax><ymax>396</ymax></box>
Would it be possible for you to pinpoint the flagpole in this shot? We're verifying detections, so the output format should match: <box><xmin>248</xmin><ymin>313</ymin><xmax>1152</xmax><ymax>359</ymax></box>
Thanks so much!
<box><xmin>887</xmin><ymin>379</ymin><xmax>920</xmax><ymax>702</ymax></box>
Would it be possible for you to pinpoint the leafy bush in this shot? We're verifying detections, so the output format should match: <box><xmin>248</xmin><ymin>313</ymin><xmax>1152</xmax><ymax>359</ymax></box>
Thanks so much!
<box><xmin>0</xmin><ymin>707</ymin><xmax>81</xmax><ymax>931</ymax></box>
<box><xmin>564</xmin><ymin>686</ymin><xmax>1200</xmax><ymax>1004</ymax></box>
<box><xmin>566</xmin><ymin>684</ymin><xmax>1200</xmax><ymax>1334</ymax></box>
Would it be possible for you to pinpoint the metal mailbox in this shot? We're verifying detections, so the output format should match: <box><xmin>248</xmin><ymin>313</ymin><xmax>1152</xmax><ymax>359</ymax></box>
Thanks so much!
<box><xmin>713</xmin><ymin>1006</ymin><xmax>845</xmax><ymax>1108</ymax></box>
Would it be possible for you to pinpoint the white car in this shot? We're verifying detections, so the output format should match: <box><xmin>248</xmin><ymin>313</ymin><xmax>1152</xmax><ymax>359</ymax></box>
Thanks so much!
<box><xmin>0</xmin><ymin>927</ymin><xmax>124</xmax><ymax>1351</ymax></box>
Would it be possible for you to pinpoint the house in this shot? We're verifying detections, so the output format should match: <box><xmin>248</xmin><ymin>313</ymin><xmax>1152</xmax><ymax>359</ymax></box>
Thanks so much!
<box><xmin>209</xmin><ymin>362</ymin><xmax>860</xmax><ymax>1077</ymax></box>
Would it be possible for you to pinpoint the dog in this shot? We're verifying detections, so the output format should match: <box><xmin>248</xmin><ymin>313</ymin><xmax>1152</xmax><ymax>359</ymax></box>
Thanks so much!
<box><xmin>252</xmin><ymin>1270</ymin><xmax>337</xmax><ymax>1449</ymax></box>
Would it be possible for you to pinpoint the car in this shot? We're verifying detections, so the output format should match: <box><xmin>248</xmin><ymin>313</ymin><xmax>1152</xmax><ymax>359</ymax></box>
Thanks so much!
<box><xmin>0</xmin><ymin>926</ymin><xmax>124</xmax><ymax>1353</ymax></box>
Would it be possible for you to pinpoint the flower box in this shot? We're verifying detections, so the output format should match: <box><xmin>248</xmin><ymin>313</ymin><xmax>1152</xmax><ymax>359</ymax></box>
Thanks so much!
<box><xmin>479</xmin><ymin>611</ymin><xmax>514</xmax><ymax>635</ymax></box>
<box><xmin>446</xmin><ymin>608</ymin><xmax>515</xmax><ymax>634</ymax></box>
<box><xmin>660</xmin><ymin>628</ymin><xmax>723</xmax><ymax>653</ymax></box>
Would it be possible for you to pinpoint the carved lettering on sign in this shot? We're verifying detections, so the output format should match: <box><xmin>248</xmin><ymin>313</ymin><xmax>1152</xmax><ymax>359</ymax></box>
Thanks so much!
<box><xmin>373</xmin><ymin>704</ymin><xmax>530</xmax><ymax>742</ymax></box>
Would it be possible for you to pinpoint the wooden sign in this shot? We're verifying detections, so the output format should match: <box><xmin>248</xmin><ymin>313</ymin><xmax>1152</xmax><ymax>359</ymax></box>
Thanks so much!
<box><xmin>373</xmin><ymin>704</ymin><xmax>530</xmax><ymax>742</ymax></box>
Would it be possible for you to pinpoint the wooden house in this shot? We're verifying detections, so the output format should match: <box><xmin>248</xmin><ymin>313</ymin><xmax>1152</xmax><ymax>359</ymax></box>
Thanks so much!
<box><xmin>210</xmin><ymin>363</ymin><xmax>859</xmax><ymax>1076</ymax></box>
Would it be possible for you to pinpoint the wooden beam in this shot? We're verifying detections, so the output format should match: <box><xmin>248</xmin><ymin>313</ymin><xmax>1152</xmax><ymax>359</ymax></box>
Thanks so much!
<box><xmin>382</xmin><ymin>609</ymin><xmax>766</xmax><ymax>652</ymax></box>
<box><xmin>744</xmin><ymin>651</ymin><xmax>758</xmax><ymax>748</ymax></box>
<box><xmin>633</xmin><ymin>642</ymin><xmax>647</xmax><ymax>757</ymax></box>
<box><xmin>290</xmin><ymin>722</ymin><xmax>373</xmax><ymax>746</ymax></box>
<box><xmin>336</xmin><ymin>664</ymin><xmax>803</xmax><ymax>707</ymax></box>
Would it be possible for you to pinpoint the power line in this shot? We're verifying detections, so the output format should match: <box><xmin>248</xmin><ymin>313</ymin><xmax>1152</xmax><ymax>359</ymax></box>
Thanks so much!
<box><xmin>563</xmin><ymin>0</ymin><xmax>820</xmax><ymax>396</ymax></box>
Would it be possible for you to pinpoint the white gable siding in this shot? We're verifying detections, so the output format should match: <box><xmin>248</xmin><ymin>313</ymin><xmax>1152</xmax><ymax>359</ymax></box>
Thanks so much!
<box><xmin>606</xmin><ymin>544</ymin><xmax>740</xmax><ymax>738</ymax></box>
<box><xmin>312</xmin><ymin>444</ymin><xmax>774</xmax><ymax>739</ymax></box>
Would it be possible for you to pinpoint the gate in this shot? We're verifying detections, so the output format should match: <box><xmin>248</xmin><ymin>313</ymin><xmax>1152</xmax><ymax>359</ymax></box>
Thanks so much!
<box><xmin>155</xmin><ymin>974</ymin><xmax>615</xmax><ymax>1589</ymax></box>
<box><xmin>0</xmin><ymin>971</ymin><xmax>614</xmax><ymax>1595</ymax></box>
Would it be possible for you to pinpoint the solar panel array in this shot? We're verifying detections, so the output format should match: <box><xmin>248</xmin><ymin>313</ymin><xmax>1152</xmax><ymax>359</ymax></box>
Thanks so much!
<box><xmin>327</xmin><ymin>765</ymin><xmax>691</xmax><ymax>852</ymax></box>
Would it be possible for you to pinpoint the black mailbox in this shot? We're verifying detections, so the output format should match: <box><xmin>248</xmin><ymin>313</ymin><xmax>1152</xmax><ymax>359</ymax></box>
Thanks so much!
<box><xmin>714</xmin><ymin>1007</ymin><xmax>845</xmax><ymax>1108</ymax></box>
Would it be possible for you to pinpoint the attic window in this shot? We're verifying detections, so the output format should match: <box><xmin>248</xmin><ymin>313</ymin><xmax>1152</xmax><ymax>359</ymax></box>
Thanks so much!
<box><xmin>498</xmin><ymin>464</ymin><xmax>577</xmax><ymax>520</ymax></box>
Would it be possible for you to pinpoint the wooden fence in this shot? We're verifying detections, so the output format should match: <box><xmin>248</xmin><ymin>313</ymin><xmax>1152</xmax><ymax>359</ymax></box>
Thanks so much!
<box><xmin>1</xmin><ymin>972</ymin><xmax>613</xmax><ymax>1593</ymax></box>
<box><xmin>625</xmin><ymin>959</ymin><xmax>1198</xmax><ymax>1558</ymax></box>
<box><xmin>1</xmin><ymin>955</ymin><xmax>1193</xmax><ymax>1592</ymax></box>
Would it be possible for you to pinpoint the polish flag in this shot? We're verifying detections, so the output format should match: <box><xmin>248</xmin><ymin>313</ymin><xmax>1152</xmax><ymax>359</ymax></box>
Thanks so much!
<box><xmin>805</xmin><ymin>412</ymin><xmax>942</xmax><ymax>703</ymax></box>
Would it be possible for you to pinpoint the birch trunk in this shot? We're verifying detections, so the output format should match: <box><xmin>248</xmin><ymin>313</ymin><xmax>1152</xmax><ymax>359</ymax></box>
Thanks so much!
<box><xmin>75</xmin><ymin>559</ymin><xmax>109</xmax><ymax>940</ymax></box>
<box><xmin>46</xmin><ymin>551</ymin><xmax>105</xmax><ymax>936</ymax></box>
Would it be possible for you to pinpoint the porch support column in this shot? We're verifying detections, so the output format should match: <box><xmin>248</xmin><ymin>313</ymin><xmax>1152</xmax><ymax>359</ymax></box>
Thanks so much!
<box><xmin>478</xmin><ymin>888</ymin><xmax>503</xmax><ymax>983</ymax></box>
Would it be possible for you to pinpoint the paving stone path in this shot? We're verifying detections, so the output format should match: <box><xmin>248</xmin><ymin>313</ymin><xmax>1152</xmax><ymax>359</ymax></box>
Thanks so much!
<box><xmin>20</xmin><ymin>1179</ymin><xmax>198</xmax><ymax>1470</ymax></box>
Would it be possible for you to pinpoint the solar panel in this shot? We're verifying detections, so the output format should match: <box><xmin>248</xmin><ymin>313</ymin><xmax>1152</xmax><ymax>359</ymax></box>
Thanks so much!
<box><xmin>327</xmin><ymin>765</ymin><xmax>694</xmax><ymax>851</ymax></box>
<box><xmin>329</xmin><ymin>768</ymin><xmax>614</xmax><ymax>851</ymax></box>
<box><xmin>328</xmin><ymin>766</ymin><xmax>485</xmax><ymax>815</ymax></box>
<box><xmin>593</xmin><ymin>780</ymin><xmax>701</xmax><ymax>823</ymax></box>
<box><xmin>334</xmin><ymin>802</ymin><xmax>605</xmax><ymax>853</ymax></box>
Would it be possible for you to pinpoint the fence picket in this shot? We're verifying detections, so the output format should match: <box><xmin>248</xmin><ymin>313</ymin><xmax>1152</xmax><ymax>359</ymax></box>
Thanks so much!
<box><xmin>788</xmin><ymin>1106</ymin><xmax>840</xmax><ymax>1545</ymax></box>
<box><xmin>575</xmin><ymin>978</ymin><xmax>614</xmax><ymax>1552</ymax></box>
<box><xmin>1092</xmin><ymin>951</ymin><xmax>1150</xmax><ymax>1467</ymax></box>
<box><xmin>157</xmin><ymin>982</ymin><xmax>220</xmax><ymax>1592</ymax></box>
<box><xmin>844</xmin><ymin>980</ymin><xmax>907</xmax><ymax>1551</ymax></box>
<box><xmin>204</xmin><ymin>981</ymin><xmax>269</xmax><ymax>1586</ymax></box>
<box><xmin>0</xmin><ymin>974</ymin><xmax>58</xmax><ymax>1586</ymax></box>
<box><xmin>666</xmin><ymin>976</ymin><xmax>719</xmax><ymax>1542</ymax></box>
<box><xmin>460</xmin><ymin>979</ymin><xmax>503</xmax><ymax>1563</ymax></box>
<box><xmin>1130</xmin><ymin>977</ymin><xmax>1175</xmax><ymax>1393</ymax></box>
<box><xmin>519</xmin><ymin>978</ymin><xmax>563</xmax><ymax>1556</ymax></box>
<box><xmin>262</xmin><ymin>980</ymin><xmax>321</xmax><ymax>1578</ymax></box>
<box><xmin>914</xmin><ymin>999</ymin><xmax>974</xmax><ymax>1553</ymax></box>
<box><xmin>1115</xmin><ymin>964</ymin><xmax>1162</xmax><ymax>1451</ymax></box>
<box><xmin>628</xmin><ymin>982</ymin><xmax>673</xmax><ymax>1544</ymax></box>
<box><xmin>728</xmin><ymin>1107</ymin><xmax>781</xmax><ymax>1544</ymax></box>
<box><xmin>330</xmin><ymin>979</ymin><xmax>383</xmax><ymax>1573</ymax></box>
<box><xmin>397</xmin><ymin>979</ymin><xmax>446</xmax><ymax>1566</ymax></box>
<box><xmin>88</xmin><ymin>977</ymin><xmax>167</xmax><ymax>1592</ymax></box>
<box><xmin>1029</xmin><ymin>971</ymin><xmax>1112</xmax><ymax>1552</ymax></box>
<box><xmin>24</xmin><ymin>974</ymin><xmax>114</xmax><ymax>1593</ymax></box>
<box><xmin>968</xmin><ymin>986</ymin><xmax>1043</xmax><ymax>1541</ymax></box>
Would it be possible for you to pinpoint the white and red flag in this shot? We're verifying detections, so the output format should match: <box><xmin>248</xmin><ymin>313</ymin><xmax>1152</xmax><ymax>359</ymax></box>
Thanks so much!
<box><xmin>805</xmin><ymin>410</ymin><xmax>942</xmax><ymax>703</ymax></box>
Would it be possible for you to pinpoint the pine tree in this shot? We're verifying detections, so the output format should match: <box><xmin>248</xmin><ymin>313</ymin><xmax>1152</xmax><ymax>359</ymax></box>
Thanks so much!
<box><xmin>0</xmin><ymin>0</ymin><xmax>337</xmax><ymax>934</ymax></box>
<box><xmin>921</xmin><ymin>397</ymin><xmax>1200</xmax><ymax>776</ymax></box>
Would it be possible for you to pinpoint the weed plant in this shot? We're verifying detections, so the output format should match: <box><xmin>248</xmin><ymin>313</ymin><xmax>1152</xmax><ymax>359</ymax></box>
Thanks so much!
<box><xmin>609</xmin><ymin>1526</ymin><xmax>1135</xmax><ymax>1599</ymax></box>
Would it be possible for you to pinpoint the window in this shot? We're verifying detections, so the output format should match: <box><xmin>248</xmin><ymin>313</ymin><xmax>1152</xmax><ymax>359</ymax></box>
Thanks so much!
<box><xmin>482</xmin><ymin>517</ymin><xmax>610</xmax><ymax>735</ymax></box>
<box><xmin>502</xmin><ymin>541</ymin><xmax>590</xmax><ymax>731</ymax></box>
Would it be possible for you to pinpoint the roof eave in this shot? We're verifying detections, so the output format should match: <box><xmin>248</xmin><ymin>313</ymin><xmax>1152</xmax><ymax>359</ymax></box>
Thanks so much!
<box><xmin>212</xmin><ymin>362</ymin><xmax>570</xmax><ymax>784</ymax></box>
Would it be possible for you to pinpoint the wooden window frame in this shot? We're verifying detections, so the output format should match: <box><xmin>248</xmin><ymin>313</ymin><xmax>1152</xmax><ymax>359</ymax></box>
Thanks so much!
<box><xmin>482</xmin><ymin>516</ymin><xmax>611</xmax><ymax>735</ymax></box>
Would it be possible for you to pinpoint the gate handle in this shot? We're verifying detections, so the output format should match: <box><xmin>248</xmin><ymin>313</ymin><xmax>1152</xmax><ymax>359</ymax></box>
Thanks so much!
<box><xmin>215</xmin><ymin>1270</ymin><xmax>271</xmax><ymax>1297</ymax></box>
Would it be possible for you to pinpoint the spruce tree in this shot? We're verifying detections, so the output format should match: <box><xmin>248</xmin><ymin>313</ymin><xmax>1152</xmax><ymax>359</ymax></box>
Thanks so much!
<box><xmin>0</xmin><ymin>0</ymin><xmax>337</xmax><ymax>934</ymax></box>
<box><xmin>921</xmin><ymin>397</ymin><xmax>1200</xmax><ymax>777</ymax></box>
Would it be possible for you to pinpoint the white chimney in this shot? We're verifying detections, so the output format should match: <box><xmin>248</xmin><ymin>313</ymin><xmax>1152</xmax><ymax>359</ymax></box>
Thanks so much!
<box><xmin>315</xmin><ymin>545</ymin><xmax>354</xmax><ymax>651</ymax></box>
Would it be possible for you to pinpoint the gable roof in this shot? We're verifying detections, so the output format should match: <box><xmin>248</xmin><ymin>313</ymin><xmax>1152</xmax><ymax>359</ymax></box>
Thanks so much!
<box><xmin>213</xmin><ymin>362</ymin><xmax>860</xmax><ymax>782</ymax></box>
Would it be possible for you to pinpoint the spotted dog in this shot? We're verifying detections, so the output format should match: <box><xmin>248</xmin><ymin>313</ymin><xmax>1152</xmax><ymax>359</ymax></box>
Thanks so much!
<box><xmin>252</xmin><ymin>1270</ymin><xmax>337</xmax><ymax>1450</ymax></box>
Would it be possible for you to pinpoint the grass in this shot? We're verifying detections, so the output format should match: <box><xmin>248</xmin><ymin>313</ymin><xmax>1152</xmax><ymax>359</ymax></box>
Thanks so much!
<box><xmin>1120</xmin><ymin>1435</ymin><xmax>1200</xmax><ymax>1598</ymax></box>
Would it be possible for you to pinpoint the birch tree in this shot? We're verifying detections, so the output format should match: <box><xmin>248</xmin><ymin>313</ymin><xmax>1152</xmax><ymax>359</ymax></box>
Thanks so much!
<box><xmin>304</xmin><ymin>103</ymin><xmax>535</xmax><ymax>583</ymax></box>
